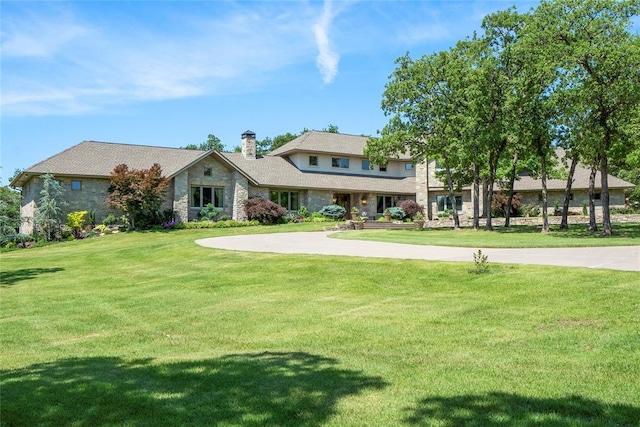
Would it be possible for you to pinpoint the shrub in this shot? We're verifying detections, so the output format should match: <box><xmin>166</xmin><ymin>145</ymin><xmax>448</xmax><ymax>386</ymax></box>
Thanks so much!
<box><xmin>94</xmin><ymin>224</ymin><xmax>109</xmax><ymax>234</ymax></box>
<box><xmin>298</xmin><ymin>205</ymin><xmax>310</xmax><ymax>218</ymax></box>
<box><xmin>611</xmin><ymin>206</ymin><xmax>640</xmax><ymax>215</ymax></box>
<box><xmin>175</xmin><ymin>220</ymin><xmax>260</xmax><ymax>229</ymax></box>
<box><xmin>386</xmin><ymin>206</ymin><xmax>405</xmax><ymax>220</ymax></box>
<box><xmin>244</xmin><ymin>197</ymin><xmax>287</xmax><ymax>224</ymax></box>
<box><xmin>438</xmin><ymin>209</ymin><xmax>453</xmax><ymax>219</ymax></box>
<box><xmin>319</xmin><ymin>204</ymin><xmax>346</xmax><ymax>219</ymax></box>
<box><xmin>66</xmin><ymin>211</ymin><xmax>88</xmax><ymax>239</ymax></box>
<box><xmin>199</xmin><ymin>204</ymin><xmax>222</xmax><ymax>221</ymax></box>
<box><xmin>520</xmin><ymin>204</ymin><xmax>540</xmax><ymax>217</ymax></box>
<box><xmin>103</xmin><ymin>214</ymin><xmax>118</xmax><ymax>226</ymax></box>
<box><xmin>311</xmin><ymin>211</ymin><xmax>324</xmax><ymax>219</ymax></box>
<box><xmin>396</xmin><ymin>200</ymin><xmax>423</xmax><ymax>219</ymax></box>
<box><xmin>491</xmin><ymin>192</ymin><xmax>522</xmax><ymax>217</ymax></box>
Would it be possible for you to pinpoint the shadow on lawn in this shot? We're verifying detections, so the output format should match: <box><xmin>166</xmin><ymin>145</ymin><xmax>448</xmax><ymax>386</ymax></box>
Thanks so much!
<box><xmin>1</xmin><ymin>352</ymin><xmax>387</xmax><ymax>426</ymax></box>
<box><xmin>0</xmin><ymin>267</ymin><xmax>64</xmax><ymax>287</ymax></box>
<box><xmin>404</xmin><ymin>392</ymin><xmax>640</xmax><ymax>426</ymax></box>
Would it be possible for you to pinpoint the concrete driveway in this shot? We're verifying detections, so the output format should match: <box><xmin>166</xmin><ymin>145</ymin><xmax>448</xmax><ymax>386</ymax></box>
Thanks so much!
<box><xmin>196</xmin><ymin>231</ymin><xmax>640</xmax><ymax>272</ymax></box>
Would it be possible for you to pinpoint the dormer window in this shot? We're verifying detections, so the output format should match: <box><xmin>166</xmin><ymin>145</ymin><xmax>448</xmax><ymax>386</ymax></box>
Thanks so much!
<box><xmin>362</xmin><ymin>160</ymin><xmax>371</xmax><ymax>170</ymax></box>
<box><xmin>405</xmin><ymin>163</ymin><xmax>413</xmax><ymax>170</ymax></box>
<box><xmin>379</xmin><ymin>165</ymin><xmax>387</xmax><ymax>172</ymax></box>
<box><xmin>309</xmin><ymin>156</ymin><xmax>318</xmax><ymax>166</ymax></box>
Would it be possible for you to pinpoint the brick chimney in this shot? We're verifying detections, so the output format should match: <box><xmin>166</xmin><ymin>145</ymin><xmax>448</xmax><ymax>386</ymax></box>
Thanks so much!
<box><xmin>241</xmin><ymin>130</ymin><xmax>256</xmax><ymax>159</ymax></box>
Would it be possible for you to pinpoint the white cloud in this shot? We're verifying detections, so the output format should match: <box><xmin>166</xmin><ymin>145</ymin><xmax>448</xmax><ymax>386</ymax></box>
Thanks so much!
<box><xmin>313</xmin><ymin>0</ymin><xmax>340</xmax><ymax>84</ymax></box>
<box><xmin>0</xmin><ymin>3</ymin><xmax>318</xmax><ymax>116</ymax></box>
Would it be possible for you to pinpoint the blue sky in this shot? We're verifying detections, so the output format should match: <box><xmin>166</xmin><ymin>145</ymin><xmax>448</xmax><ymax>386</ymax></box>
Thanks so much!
<box><xmin>0</xmin><ymin>0</ymin><xmax>578</xmax><ymax>184</ymax></box>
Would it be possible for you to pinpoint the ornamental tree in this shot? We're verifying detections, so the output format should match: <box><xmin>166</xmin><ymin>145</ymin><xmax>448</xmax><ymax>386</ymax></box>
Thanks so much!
<box><xmin>106</xmin><ymin>163</ymin><xmax>170</xmax><ymax>229</ymax></box>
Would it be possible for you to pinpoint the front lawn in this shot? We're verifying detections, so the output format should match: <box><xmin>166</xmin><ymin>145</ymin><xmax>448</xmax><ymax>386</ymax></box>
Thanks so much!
<box><xmin>332</xmin><ymin>223</ymin><xmax>640</xmax><ymax>248</ymax></box>
<box><xmin>1</xmin><ymin>225</ymin><xmax>639</xmax><ymax>426</ymax></box>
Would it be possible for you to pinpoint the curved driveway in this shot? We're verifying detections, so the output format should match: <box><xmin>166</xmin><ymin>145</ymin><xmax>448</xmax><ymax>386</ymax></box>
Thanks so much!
<box><xmin>196</xmin><ymin>231</ymin><xmax>640</xmax><ymax>272</ymax></box>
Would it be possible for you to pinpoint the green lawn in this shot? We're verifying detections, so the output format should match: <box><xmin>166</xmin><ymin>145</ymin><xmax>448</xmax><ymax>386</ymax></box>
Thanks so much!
<box><xmin>332</xmin><ymin>223</ymin><xmax>640</xmax><ymax>248</ymax></box>
<box><xmin>2</xmin><ymin>224</ymin><xmax>639</xmax><ymax>426</ymax></box>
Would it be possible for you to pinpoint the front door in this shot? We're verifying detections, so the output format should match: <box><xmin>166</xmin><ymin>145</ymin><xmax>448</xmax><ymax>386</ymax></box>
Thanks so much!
<box><xmin>334</xmin><ymin>193</ymin><xmax>350</xmax><ymax>218</ymax></box>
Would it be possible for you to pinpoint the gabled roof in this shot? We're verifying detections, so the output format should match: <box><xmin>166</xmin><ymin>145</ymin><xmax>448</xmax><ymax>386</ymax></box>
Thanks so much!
<box><xmin>11</xmin><ymin>141</ymin><xmax>210</xmax><ymax>187</ymax></box>
<box><xmin>512</xmin><ymin>150</ymin><xmax>635</xmax><ymax>192</ymax></box>
<box><xmin>220</xmin><ymin>152</ymin><xmax>415</xmax><ymax>194</ymax></box>
<box><xmin>269</xmin><ymin>130</ymin><xmax>413</xmax><ymax>160</ymax></box>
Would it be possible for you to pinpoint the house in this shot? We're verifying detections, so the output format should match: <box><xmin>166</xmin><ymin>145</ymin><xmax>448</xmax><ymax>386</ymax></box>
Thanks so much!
<box><xmin>11</xmin><ymin>130</ymin><xmax>634</xmax><ymax>234</ymax></box>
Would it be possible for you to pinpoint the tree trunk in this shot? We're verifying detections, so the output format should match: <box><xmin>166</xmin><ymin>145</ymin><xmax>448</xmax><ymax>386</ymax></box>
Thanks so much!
<box><xmin>446</xmin><ymin>165</ymin><xmax>460</xmax><ymax>230</ymax></box>
<box><xmin>472</xmin><ymin>163</ymin><xmax>480</xmax><ymax>230</ymax></box>
<box><xmin>560</xmin><ymin>155</ymin><xmax>578</xmax><ymax>230</ymax></box>
<box><xmin>588</xmin><ymin>157</ymin><xmax>599</xmax><ymax>232</ymax></box>
<box><xmin>600</xmin><ymin>153</ymin><xmax>612</xmax><ymax>236</ymax></box>
<box><xmin>504</xmin><ymin>152</ymin><xmax>518</xmax><ymax>228</ymax></box>
<box><xmin>540</xmin><ymin>153</ymin><xmax>549</xmax><ymax>233</ymax></box>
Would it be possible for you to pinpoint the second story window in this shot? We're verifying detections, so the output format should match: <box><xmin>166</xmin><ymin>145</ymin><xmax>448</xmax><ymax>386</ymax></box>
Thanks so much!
<box><xmin>405</xmin><ymin>163</ymin><xmax>413</xmax><ymax>170</ymax></box>
<box><xmin>204</xmin><ymin>167</ymin><xmax>212</xmax><ymax>176</ymax></box>
<box><xmin>362</xmin><ymin>160</ymin><xmax>371</xmax><ymax>170</ymax></box>
<box><xmin>332</xmin><ymin>157</ymin><xmax>349</xmax><ymax>168</ymax></box>
<box><xmin>379</xmin><ymin>165</ymin><xmax>387</xmax><ymax>172</ymax></box>
<box><xmin>309</xmin><ymin>156</ymin><xmax>318</xmax><ymax>166</ymax></box>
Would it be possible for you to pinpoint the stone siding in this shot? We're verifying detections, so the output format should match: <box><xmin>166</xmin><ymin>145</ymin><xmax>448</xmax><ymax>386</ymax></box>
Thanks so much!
<box><xmin>232</xmin><ymin>172</ymin><xmax>249</xmax><ymax>221</ymax></box>
<box><xmin>186</xmin><ymin>156</ymin><xmax>233</xmax><ymax>221</ymax></box>
<box><xmin>19</xmin><ymin>176</ymin><xmax>121</xmax><ymax>234</ymax></box>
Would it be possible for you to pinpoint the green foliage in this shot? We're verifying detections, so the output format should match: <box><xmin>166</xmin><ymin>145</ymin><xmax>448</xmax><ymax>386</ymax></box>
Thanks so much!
<box><xmin>297</xmin><ymin>205</ymin><xmax>310</xmax><ymax>218</ymax></box>
<box><xmin>0</xmin><ymin>185</ymin><xmax>21</xmax><ymax>242</ymax></box>
<box><xmin>471</xmin><ymin>249</ymin><xmax>489</xmax><ymax>274</ymax></box>
<box><xmin>198</xmin><ymin>204</ymin><xmax>222</xmax><ymax>221</ymax></box>
<box><xmin>582</xmin><ymin>201</ymin><xmax>588</xmax><ymax>216</ymax></box>
<box><xmin>386</xmin><ymin>206</ymin><xmax>405</xmax><ymax>220</ymax></box>
<box><xmin>35</xmin><ymin>173</ymin><xmax>66</xmax><ymax>241</ymax></box>
<box><xmin>183</xmin><ymin>134</ymin><xmax>225</xmax><ymax>152</ymax></box>
<box><xmin>102</xmin><ymin>214</ymin><xmax>118</xmax><ymax>226</ymax></box>
<box><xmin>66</xmin><ymin>211</ymin><xmax>88</xmax><ymax>239</ymax></box>
<box><xmin>521</xmin><ymin>204</ymin><xmax>541</xmax><ymax>217</ymax></box>
<box><xmin>88</xmin><ymin>210</ymin><xmax>96</xmax><ymax>228</ymax></box>
<box><xmin>319</xmin><ymin>204</ymin><xmax>346</xmax><ymax>219</ymax></box>
<box><xmin>174</xmin><ymin>220</ymin><xmax>260</xmax><ymax>229</ymax></box>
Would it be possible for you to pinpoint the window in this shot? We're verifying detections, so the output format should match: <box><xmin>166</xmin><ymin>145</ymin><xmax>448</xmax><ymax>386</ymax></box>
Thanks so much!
<box><xmin>71</xmin><ymin>180</ymin><xmax>82</xmax><ymax>190</ymax></box>
<box><xmin>405</xmin><ymin>163</ymin><xmax>413</xmax><ymax>170</ymax></box>
<box><xmin>331</xmin><ymin>157</ymin><xmax>349</xmax><ymax>168</ymax></box>
<box><xmin>379</xmin><ymin>165</ymin><xmax>387</xmax><ymax>172</ymax></box>
<box><xmin>594</xmin><ymin>192</ymin><xmax>601</xmax><ymax>200</ymax></box>
<box><xmin>376</xmin><ymin>195</ymin><xmax>403</xmax><ymax>214</ymax></box>
<box><xmin>362</xmin><ymin>160</ymin><xmax>371</xmax><ymax>170</ymax></box>
<box><xmin>204</xmin><ymin>167</ymin><xmax>212</xmax><ymax>176</ymax></box>
<box><xmin>437</xmin><ymin>195</ymin><xmax>463</xmax><ymax>211</ymax></box>
<box><xmin>309</xmin><ymin>156</ymin><xmax>318</xmax><ymax>166</ymax></box>
<box><xmin>191</xmin><ymin>186</ymin><xmax>224</xmax><ymax>208</ymax></box>
<box><xmin>270</xmin><ymin>191</ymin><xmax>299</xmax><ymax>211</ymax></box>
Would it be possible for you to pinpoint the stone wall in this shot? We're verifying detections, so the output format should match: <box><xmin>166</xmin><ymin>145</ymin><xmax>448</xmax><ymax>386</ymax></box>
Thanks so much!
<box><xmin>19</xmin><ymin>175</ymin><xmax>121</xmax><ymax>234</ymax></box>
<box><xmin>185</xmin><ymin>156</ymin><xmax>232</xmax><ymax>221</ymax></box>
<box><xmin>232</xmin><ymin>172</ymin><xmax>249</xmax><ymax>221</ymax></box>
<box><xmin>423</xmin><ymin>214</ymin><xmax>640</xmax><ymax>228</ymax></box>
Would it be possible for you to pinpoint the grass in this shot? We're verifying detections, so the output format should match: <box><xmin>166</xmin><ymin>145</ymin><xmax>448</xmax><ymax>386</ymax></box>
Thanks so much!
<box><xmin>332</xmin><ymin>223</ymin><xmax>640</xmax><ymax>248</ymax></box>
<box><xmin>1</xmin><ymin>223</ymin><xmax>639</xmax><ymax>426</ymax></box>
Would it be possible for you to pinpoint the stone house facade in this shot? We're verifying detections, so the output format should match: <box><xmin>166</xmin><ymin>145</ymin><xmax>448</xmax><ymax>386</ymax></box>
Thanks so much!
<box><xmin>11</xmin><ymin>130</ymin><xmax>634</xmax><ymax>234</ymax></box>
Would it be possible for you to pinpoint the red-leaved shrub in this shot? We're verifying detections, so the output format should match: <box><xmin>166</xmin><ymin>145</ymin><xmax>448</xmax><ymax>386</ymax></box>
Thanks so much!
<box><xmin>396</xmin><ymin>200</ymin><xmax>424</xmax><ymax>219</ymax></box>
<box><xmin>244</xmin><ymin>197</ymin><xmax>287</xmax><ymax>224</ymax></box>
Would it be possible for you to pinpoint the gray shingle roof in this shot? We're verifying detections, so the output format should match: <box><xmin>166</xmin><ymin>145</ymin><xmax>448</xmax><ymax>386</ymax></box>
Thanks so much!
<box><xmin>269</xmin><ymin>130</ymin><xmax>413</xmax><ymax>160</ymax></box>
<box><xmin>14</xmin><ymin>141</ymin><xmax>207</xmax><ymax>185</ymax></box>
<box><xmin>220</xmin><ymin>153</ymin><xmax>416</xmax><ymax>194</ymax></box>
<box><xmin>512</xmin><ymin>151</ymin><xmax>634</xmax><ymax>191</ymax></box>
